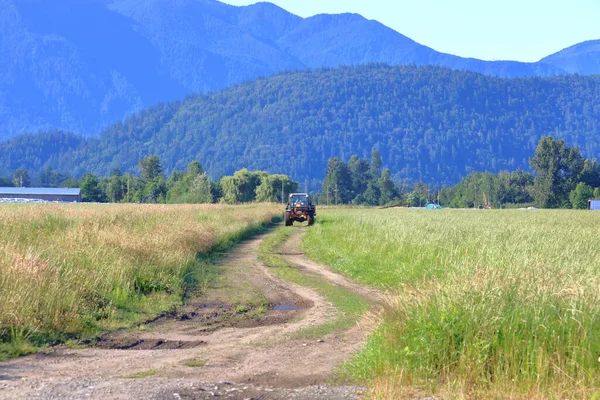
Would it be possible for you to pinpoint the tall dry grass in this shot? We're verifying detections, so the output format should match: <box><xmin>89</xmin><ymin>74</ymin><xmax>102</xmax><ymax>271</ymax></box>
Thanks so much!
<box><xmin>0</xmin><ymin>203</ymin><xmax>279</xmax><ymax>357</ymax></box>
<box><xmin>305</xmin><ymin>208</ymin><xmax>600</xmax><ymax>399</ymax></box>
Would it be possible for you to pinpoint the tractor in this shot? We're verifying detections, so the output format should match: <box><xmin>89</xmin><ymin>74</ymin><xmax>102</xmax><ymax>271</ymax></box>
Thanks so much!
<box><xmin>284</xmin><ymin>193</ymin><xmax>316</xmax><ymax>226</ymax></box>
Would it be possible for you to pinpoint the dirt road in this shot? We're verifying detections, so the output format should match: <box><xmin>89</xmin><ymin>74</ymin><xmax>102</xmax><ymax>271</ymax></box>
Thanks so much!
<box><xmin>0</xmin><ymin>227</ymin><xmax>382</xmax><ymax>399</ymax></box>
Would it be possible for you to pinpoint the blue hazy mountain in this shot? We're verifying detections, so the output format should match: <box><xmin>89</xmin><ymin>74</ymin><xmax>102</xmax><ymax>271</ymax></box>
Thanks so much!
<box><xmin>0</xmin><ymin>0</ymin><xmax>597</xmax><ymax>140</ymax></box>
<box><xmin>541</xmin><ymin>40</ymin><xmax>600</xmax><ymax>75</ymax></box>
<box><xmin>2</xmin><ymin>65</ymin><xmax>600</xmax><ymax>186</ymax></box>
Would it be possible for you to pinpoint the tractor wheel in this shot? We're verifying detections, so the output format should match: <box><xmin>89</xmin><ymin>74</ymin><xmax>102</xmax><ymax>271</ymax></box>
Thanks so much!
<box><xmin>308</xmin><ymin>215</ymin><xmax>315</xmax><ymax>226</ymax></box>
<box><xmin>284</xmin><ymin>212</ymin><xmax>292</xmax><ymax>226</ymax></box>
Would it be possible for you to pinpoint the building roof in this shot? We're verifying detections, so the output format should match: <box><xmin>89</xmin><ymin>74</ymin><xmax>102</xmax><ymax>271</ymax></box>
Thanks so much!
<box><xmin>0</xmin><ymin>187</ymin><xmax>81</xmax><ymax>196</ymax></box>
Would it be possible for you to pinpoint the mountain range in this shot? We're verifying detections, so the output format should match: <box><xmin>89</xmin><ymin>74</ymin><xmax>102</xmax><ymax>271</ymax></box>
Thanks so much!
<box><xmin>1</xmin><ymin>0</ymin><xmax>600</xmax><ymax>141</ymax></box>
<box><xmin>2</xmin><ymin>64</ymin><xmax>600</xmax><ymax>186</ymax></box>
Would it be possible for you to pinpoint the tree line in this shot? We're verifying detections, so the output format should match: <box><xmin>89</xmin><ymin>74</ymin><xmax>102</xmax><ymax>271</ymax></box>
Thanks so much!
<box><xmin>2</xmin><ymin>136</ymin><xmax>598</xmax><ymax>209</ymax></box>
<box><xmin>440</xmin><ymin>136</ymin><xmax>600</xmax><ymax>209</ymax></box>
<box><xmin>316</xmin><ymin>135</ymin><xmax>600</xmax><ymax>209</ymax></box>
<box><xmin>0</xmin><ymin>156</ymin><xmax>298</xmax><ymax>204</ymax></box>
<box><xmin>319</xmin><ymin>149</ymin><xmax>399</xmax><ymax>205</ymax></box>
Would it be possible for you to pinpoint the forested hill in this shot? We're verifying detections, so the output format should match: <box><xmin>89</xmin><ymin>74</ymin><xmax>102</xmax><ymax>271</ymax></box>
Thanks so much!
<box><xmin>2</xmin><ymin>0</ymin><xmax>600</xmax><ymax>140</ymax></box>
<box><xmin>2</xmin><ymin>64</ymin><xmax>600</xmax><ymax>186</ymax></box>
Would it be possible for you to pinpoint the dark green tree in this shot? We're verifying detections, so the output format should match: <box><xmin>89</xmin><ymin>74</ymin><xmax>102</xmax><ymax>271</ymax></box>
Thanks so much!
<box><xmin>80</xmin><ymin>174</ymin><xmax>105</xmax><ymax>202</ymax></box>
<box><xmin>570</xmin><ymin>182</ymin><xmax>594</xmax><ymax>209</ymax></box>
<box><xmin>348</xmin><ymin>155</ymin><xmax>370</xmax><ymax>200</ymax></box>
<box><xmin>322</xmin><ymin>157</ymin><xmax>352</xmax><ymax>204</ymax></box>
<box><xmin>143</xmin><ymin>176</ymin><xmax>167</xmax><ymax>203</ymax></box>
<box><xmin>370</xmin><ymin>149</ymin><xmax>382</xmax><ymax>180</ymax></box>
<box><xmin>378</xmin><ymin>168</ymin><xmax>397</xmax><ymax>205</ymax></box>
<box><xmin>579</xmin><ymin>159</ymin><xmax>600</xmax><ymax>188</ymax></box>
<box><xmin>137</xmin><ymin>156</ymin><xmax>166</xmax><ymax>202</ymax></box>
<box><xmin>530</xmin><ymin>136</ymin><xmax>584</xmax><ymax>208</ymax></box>
<box><xmin>362</xmin><ymin>180</ymin><xmax>381</xmax><ymax>206</ymax></box>
<box><xmin>106</xmin><ymin>175</ymin><xmax>124</xmax><ymax>203</ymax></box>
<box><xmin>495</xmin><ymin>171</ymin><xmax>511</xmax><ymax>206</ymax></box>
<box><xmin>139</xmin><ymin>155</ymin><xmax>163</xmax><ymax>182</ymax></box>
<box><xmin>508</xmin><ymin>170</ymin><xmax>534</xmax><ymax>204</ymax></box>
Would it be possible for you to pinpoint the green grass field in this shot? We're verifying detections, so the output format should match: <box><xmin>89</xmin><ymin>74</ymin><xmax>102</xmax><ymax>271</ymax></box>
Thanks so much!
<box><xmin>304</xmin><ymin>208</ymin><xmax>600</xmax><ymax>399</ymax></box>
<box><xmin>0</xmin><ymin>203</ymin><xmax>280</xmax><ymax>359</ymax></box>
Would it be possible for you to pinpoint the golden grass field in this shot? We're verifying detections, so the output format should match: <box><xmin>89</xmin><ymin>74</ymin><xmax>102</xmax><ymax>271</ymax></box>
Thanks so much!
<box><xmin>0</xmin><ymin>203</ymin><xmax>280</xmax><ymax>358</ymax></box>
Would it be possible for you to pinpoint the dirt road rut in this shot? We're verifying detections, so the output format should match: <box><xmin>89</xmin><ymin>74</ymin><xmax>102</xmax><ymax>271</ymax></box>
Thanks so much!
<box><xmin>0</xmin><ymin>227</ymin><xmax>382</xmax><ymax>399</ymax></box>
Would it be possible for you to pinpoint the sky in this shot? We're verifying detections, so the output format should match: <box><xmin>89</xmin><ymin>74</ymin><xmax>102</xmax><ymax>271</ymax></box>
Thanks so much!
<box><xmin>221</xmin><ymin>0</ymin><xmax>599</xmax><ymax>62</ymax></box>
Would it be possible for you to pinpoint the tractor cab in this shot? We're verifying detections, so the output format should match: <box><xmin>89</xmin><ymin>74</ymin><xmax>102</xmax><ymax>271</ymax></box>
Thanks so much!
<box><xmin>289</xmin><ymin>193</ymin><xmax>310</xmax><ymax>207</ymax></box>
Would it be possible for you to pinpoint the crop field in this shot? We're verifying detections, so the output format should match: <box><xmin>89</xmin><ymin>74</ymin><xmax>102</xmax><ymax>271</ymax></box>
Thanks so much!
<box><xmin>4</xmin><ymin>203</ymin><xmax>600</xmax><ymax>399</ymax></box>
<box><xmin>0</xmin><ymin>203</ymin><xmax>280</xmax><ymax>359</ymax></box>
<box><xmin>304</xmin><ymin>208</ymin><xmax>600</xmax><ymax>399</ymax></box>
